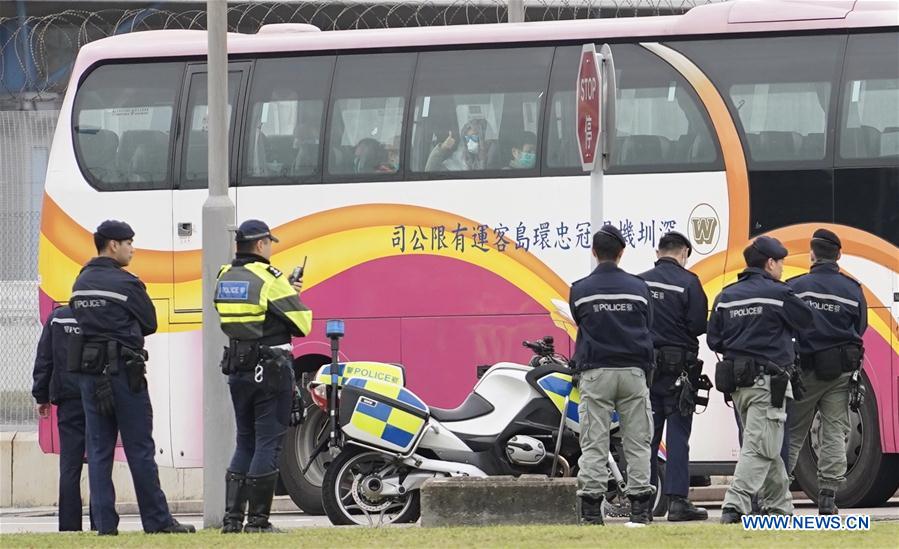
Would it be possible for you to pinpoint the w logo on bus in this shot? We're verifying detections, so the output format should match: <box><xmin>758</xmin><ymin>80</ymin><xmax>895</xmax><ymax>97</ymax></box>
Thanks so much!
<box><xmin>688</xmin><ymin>203</ymin><xmax>720</xmax><ymax>255</ymax></box>
<box><xmin>691</xmin><ymin>217</ymin><xmax>717</xmax><ymax>244</ymax></box>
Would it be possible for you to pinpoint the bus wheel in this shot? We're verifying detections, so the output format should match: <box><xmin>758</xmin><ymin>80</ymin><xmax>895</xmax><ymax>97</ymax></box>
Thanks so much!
<box><xmin>279</xmin><ymin>406</ymin><xmax>330</xmax><ymax>515</ymax></box>
<box><xmin>793</xmin><ymin>371</ymin><xmax>899</xmax><ymax>507</ymax></box>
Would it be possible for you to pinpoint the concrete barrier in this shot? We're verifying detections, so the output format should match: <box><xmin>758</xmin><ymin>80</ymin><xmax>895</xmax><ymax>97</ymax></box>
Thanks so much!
<box><xmin>1</xmin><ymin>432</ymin><xmax>13</xmax><ymax>507</ymax></box>
<box><xmin>420</xmin><ymin>475</ymin><xmax>578</xmax><ymax>527</ymax></box>
<box><xmin>3</xmin><ymin>431</ymin><xmax>204</xmax><ymax>508</ymax></box>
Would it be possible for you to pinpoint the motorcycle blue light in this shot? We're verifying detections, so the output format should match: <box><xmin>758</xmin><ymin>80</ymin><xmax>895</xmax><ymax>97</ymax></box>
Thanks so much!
<box><xmin>326</xmin><ymin>319</ymin><xmax>345</xmax><ymax>338</ymax></box>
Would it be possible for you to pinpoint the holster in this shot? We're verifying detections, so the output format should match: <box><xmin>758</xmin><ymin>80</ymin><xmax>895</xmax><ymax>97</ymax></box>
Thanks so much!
<box><xmin>66</xmin><ymin>332</ymin><xmax>84</xmax><ymax>373</ymax></box>
<box><xmin>848</xmin><ymin>370</ymin><xmax>866</xmax><ymax>412</ymax></box>
<box><xmin>257</xmin><ymin>347</ymin><xmax>291</xmax><ymax>392</ymax></box>
<box><xmin>121</xmin><ymin>347</ymin><xmax>148</xmax><ymax>393</ymax></box>
<box><xmin>769</xmin><ymin>366</ymin><xmax>789</xmax><ymax>409</ymax></box>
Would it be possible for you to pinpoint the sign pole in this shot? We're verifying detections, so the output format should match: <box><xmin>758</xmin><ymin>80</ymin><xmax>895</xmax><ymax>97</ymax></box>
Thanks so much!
<box><xmin>203</xmin><ymin>0</ymin><xmax>235</xmax><ymax>529</ymax></box>
<box><xmin>577</xmin><ymin>43</ymin><xmax>614</xmax><ymax>267</ymax></box>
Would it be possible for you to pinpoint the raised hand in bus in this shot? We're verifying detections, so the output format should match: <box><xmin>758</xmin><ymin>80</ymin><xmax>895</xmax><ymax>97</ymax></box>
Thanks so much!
<box><xmin>439</xmin><ymin>131</ymin><xmax>456</xmax><ymax>152</ymax></box>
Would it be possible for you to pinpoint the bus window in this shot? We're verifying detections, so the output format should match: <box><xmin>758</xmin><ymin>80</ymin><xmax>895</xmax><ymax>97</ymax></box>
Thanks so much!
<box><xmin>838</xmin><ymin>33</ymin><xmax>899</xmax><ymax>163</ymax></box>
<box><xmin>326</xmin><ymin>53</ymin><xmax>416</xmax><ymax>179</ymax></box>
<box><xmin>180</xmin><ymin>70</ymin><xmax>242</xmax><ymax>189</ymax></box>
<box><xmin>241</xmin><ymin>56</ymin><xmax>334</xmax><ymax>186</ymax></box>
<box><xmin>409</xmin><ymin>47</ymin><xmax>553</xmax><ymax>176</ymax></box>
<box><xmin>834</xmin><ymin>32</ymin><xmax>899</xmax><ymax>247</ymax></box>
<box><xmin>674</xmin><ymin>36</ymin><xmax>844</xmax><ymax>167</ymax></box>
<box><xmin>544</xmin><ymin>45</ymin><xmax>721</xmax><ymax>174</ymax></box>
<box><xmin>73</xmin><ymin>62</ymin><xmax>182</xmax><ymax>190</ymax></box>
<box><xmin>673</xmin><ymin>35</ymin><xmax>845</xmax><ymax>236</ymax></box>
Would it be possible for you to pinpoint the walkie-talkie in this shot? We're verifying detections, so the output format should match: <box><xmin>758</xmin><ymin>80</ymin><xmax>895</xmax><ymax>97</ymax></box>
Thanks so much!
<box><xmin>289</xmin><ymin>256</ymin><xmax>307</xmax><ymax>285</ymax></box>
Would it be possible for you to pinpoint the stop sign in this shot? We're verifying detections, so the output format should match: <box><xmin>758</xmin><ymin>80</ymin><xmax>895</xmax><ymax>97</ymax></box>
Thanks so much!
<box><xmin>576</xmin><ymin>44</ymin><xmax>601</xmax><ymax>171</ymax></box>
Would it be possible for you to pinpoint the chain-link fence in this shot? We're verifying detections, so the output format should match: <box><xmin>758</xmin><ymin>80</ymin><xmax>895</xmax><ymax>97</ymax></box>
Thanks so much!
<box><xmin>0</xmin><ymin>109</ymin><xmax>54</xmax><ymax>429</ymax></box>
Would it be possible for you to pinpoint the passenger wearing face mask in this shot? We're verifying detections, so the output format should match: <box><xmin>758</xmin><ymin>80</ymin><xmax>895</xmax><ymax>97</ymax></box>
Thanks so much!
<box><xmin>508</xmin><ymin>131</ymin><xmax>538</xmax><ymax>170</ymax></box>
<box><xmin>425</xmin><ymin>118</ymin><xmax>493</xmax><ymax>172</ymax></box>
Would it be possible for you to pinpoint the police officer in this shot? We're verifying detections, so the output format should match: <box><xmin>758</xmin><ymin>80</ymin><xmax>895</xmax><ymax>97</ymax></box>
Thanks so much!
<box><xmin>708</xmin><ymin>236</ymin><xmax>812</xmax><ymax>523</ymax></box>
<box><xmin>214</xmin><ymin>220</ymin><xmax>312</xmax><ymax>534</ymax></box>
<box><xmin>786</xmin><ymin>229</ymin><xmax>867</xmax><ymax>515</ymax></box>
<box><xmin>570</xmin><ymin>225</ymin><xmax>655</xmax><ymax>526</ymax></box>
<box><xmin>639</xmin><ymin>231</ymin><xmax>709</xmax><ymax>521</ymax></box>
<box><xmin>31</xmin><ymin>305</ymin><xmax>93</xmax><ymax>531</ymax></box>
<box><xmin>70</xmin><ymin>220</ymin><xmax>194</xmax><ymax>535</ymax></box>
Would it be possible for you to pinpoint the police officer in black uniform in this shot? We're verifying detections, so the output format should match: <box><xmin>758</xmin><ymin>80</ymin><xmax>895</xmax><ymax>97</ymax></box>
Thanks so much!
<box><xmin>786</xmin><ymin>229</ymin><xmax>867</xmax><ymax>515</ymax></box>
<box><xmin>639</xmin><ymin>231</ymin><xmax>709</xmax><ymax>521</ymax></box>
<box><xmin>32</xmin><ymin>305</ymin><xmax>93</xmax><ymax>531</ymax></box>
<box><xmin>214</xmin><ymin>220</ymin><xmax>312</xmax><ymax>534</ymax></box>
<box><xmin>70</xmin><ymin>220</ymin><xmax>194</xmax><ymax>535</ymax></box>
<box><xmin>570</xmin><ymin>225</ymin><xmax>655</xmax><ymax>526</ymax></box>
<box><xmin>708</xmin><ymin>236</ymin><xmax>812</xmax><ymax>522</ymax></box>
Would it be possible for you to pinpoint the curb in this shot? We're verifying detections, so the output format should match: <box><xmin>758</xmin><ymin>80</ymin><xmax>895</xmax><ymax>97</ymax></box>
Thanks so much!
<box><xmin>1</xmin><ymin>496</ymin><xmax>300</xmax><ymax>518</ymax></box>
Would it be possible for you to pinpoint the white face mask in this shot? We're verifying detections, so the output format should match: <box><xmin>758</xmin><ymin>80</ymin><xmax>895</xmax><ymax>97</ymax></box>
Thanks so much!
<box><xmin>466</xmin><ymin>140</ymin><xmax>479</xmax><ymax>154</ymax></box>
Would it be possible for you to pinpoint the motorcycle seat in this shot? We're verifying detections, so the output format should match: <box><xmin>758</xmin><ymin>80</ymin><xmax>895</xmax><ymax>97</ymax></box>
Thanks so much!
<box><xmin>429</xmin><ymin>392</ymin><xmax>494</xmax><ymax>423</ymax></box>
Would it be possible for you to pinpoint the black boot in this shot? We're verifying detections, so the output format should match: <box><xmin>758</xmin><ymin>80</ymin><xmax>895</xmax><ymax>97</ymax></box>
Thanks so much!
<box><xmin>819</xmin><ymin>489</ymin><xmax>838</xmax><ymax>515</ymax></box>
<box><xmin>244</xmin><ymin>471</ymin><xmax>282</xmax><ymax>533</ymax></box>
<box><xmin>222</xmin><ymin>470</ymin><xmax>248</xmax><ymax>534</ymax></box>
<box><xmin>155</xmin><ymin>519</ymin><xmax>196</xmax><ymax>534</ymax></box>
<box><xmin>579</xmin><ymin>495</ymin><xmax>604</xmax><ymax>525</ymax></box>
<box><xmin>627</xmin><ymin>493</ymin><xmax>651</xmax><ymax>525</ymax></box>
<box><xmin>720</xmin><ymin>506</ymin><xmax>742</xmax><ymax>524</ymax></box>
<box><xmin>667</xmin><ymin>495</ymin><xmax>708</xmax><ymax>521</ymax></box>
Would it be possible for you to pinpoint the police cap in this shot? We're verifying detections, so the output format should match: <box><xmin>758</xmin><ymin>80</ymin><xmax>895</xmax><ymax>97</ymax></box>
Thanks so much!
<box><xmin>751</xmin><ymin>235</ymin><xmax>788</xmax><ymax>260</ymax></box>
<box><xmin>812</xmin><ymin>228</ymin><xmax>841</xmax><ymax>249</ymax></box>
<box><xmin>235</xmin><ymin>219</ymin><xmax>279</xmax><ymax>243</ymax></box>
<box><xmin>596</xmin><ymin>224</ymin><xmax>627</xmax><ymax>249</ymax></box>
<box><xmin>659</xmin><ymin>230</ymin><xmax>692</xmax><ymax>257</ymax></box>
<box><xmin>95</xmin><ymin>220</ymin><xmax>135</xmax><ymax>241</ymax></box>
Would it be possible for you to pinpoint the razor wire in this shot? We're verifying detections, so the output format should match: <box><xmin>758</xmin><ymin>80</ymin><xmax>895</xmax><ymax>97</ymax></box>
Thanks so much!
<box><xmin>1</xmin><ymin>1</ymin><xmax>725</xmax><ymax>104</ymax></box>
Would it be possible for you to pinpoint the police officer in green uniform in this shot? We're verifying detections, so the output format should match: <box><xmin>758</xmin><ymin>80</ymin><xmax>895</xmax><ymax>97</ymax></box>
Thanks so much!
<box><xmin>786</xmin><ymin>229</ymin><xmax>867</xmax><ymax>515</ymax></box>
<box><xmin>214</xmin><ymin>220</ymin><xmax>312</xmax><ymax>533</ymax></box>
<box><xmin>708</xmin><ymin>236</ymin><xmax>812</xmax><ymax>523</ymax></box>
<box><xmin>570</xmin><ymin>225</ymin><xmax>655</xmax><ymax>526</ymax></box>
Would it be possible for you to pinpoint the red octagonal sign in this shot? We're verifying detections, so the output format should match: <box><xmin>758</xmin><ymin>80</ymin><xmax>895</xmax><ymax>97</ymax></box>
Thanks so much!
<box><xmin>576</xmin><ymin>44</ymin><xmax>601</xmax><ymax>171</ymax></box>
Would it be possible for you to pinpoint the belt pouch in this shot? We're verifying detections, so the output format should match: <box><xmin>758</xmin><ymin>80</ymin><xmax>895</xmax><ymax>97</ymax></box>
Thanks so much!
<box><xmin>657</xmin><ymin>347</ymin><xmax>685</xmax><ymax>376</ymax></box>
<box><xmin>80</xmin><ymin>342</ymin><xmax>106</xmax><ymax>375</ymax></box>
<box><xmin>812</xmin><ymin>347</ymin><xmax>843</xmax><ymax>381</ymax></box>
<box><xmin>841</xmin><ymin>345</ymin><xmax>863</xmax><ymax>373</ymax></box>
<box><xmin>732</xmin><ymin>357</ymin><xmax>758</xmax><ymax>388</ymax></box>
<box><xmin>66</xmin><ymin>332</ymin><xmax>84</xmax><ymax>373</ymax></box>
<box><xmin>715</xmin><ymin>360</ymin><xmax>736</xmax><ymax>394</ymax></box>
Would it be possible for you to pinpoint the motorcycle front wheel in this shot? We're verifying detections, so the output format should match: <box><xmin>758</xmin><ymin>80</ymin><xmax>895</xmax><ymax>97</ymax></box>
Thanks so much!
<box><xmin>322</xmin><ymin>446</ymin><xmax>421</xmax><ymax>526</ymax></box>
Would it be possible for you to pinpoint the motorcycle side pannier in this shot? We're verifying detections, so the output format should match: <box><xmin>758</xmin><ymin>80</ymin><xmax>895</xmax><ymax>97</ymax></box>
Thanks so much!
<box><xmin>338</xmin><ymin>377</ymin><xmax>429</xmax><ymax>454</ymax></box>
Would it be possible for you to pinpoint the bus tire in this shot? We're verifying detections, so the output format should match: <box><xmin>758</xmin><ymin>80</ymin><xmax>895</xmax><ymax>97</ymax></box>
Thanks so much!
<box><xmin>279</xmin><ymin>406</ymin><xmax>330</xmax><ymax>515</ymax></box>
<box><xmin>793</xmin><ymin>371</ymin><xmax>899</xmax><ymax>507</ymax></box>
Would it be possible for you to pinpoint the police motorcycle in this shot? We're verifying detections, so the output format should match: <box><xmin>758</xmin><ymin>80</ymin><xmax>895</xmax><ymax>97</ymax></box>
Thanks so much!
<box><xmin>309</xmin><ymin>321</ymin><xmax>663</xmax><ymax>525</ymax></box>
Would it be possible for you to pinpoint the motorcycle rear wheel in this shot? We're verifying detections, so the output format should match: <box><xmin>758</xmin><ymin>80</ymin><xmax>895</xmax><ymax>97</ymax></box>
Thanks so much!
<box><xmin>322</xmin><ymin>446</ymin><xmax>421</xmax><ymax>526</ymax></box>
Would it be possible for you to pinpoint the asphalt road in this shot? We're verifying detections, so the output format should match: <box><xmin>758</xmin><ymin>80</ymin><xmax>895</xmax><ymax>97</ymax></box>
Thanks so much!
<box><xmin>2</xmin><ymin>501</ymin><xmax>897</xmax><ymax>534</ymax></box>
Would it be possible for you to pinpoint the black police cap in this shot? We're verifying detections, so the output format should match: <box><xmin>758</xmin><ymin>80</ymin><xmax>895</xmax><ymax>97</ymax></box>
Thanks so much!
<box><xmin>751</xmin><ymin>235</ymin><xmax>788</xmax><ymax>260</ymax></box>
<box><xmin>812</xmin><ymin>228</ymin><xmax>841</xmax><ymax>249</ymax></box>
<box><xmin>596</xmin><ymin>224</ymin><xmax>627</xmax><ymax>249</ymax></box>
<box><xmin>236</xmin><ymin>219</ymin><xmax>279</xmax><ymax>243</ymax></box>
<box><xmin>659</xmin><ymin>230</ymin><xmax>692</xmax><ymax>257</ymax></box>
<box><xmin>95</xmin><ymin>220</ymin><xmax>135</xmax><ymax>241</ymax></box>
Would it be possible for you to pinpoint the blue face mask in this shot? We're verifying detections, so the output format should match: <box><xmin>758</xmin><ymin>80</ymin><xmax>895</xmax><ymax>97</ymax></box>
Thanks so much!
<box><xmin>518</xmin><ymin>151</ymin><xmax>536</xmax><ymax>169</ymax></box>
